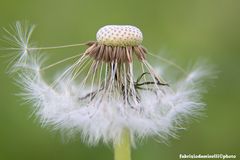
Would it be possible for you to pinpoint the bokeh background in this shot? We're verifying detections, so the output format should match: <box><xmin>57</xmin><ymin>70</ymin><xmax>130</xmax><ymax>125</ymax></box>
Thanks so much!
<box><xmin>0</xmin><ymin>0</ymin><xmax>239</xmax><ymax>160</ymax></box>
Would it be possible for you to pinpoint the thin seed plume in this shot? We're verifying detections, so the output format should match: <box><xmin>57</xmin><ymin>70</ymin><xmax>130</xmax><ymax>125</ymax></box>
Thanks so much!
<box><xmin>2</xmin><ymin>23</ymin><xmax>213</xmax><ymax>145</ymax></box>
<box><xmin>1</xmin><ymin>21</ymin><xmax>35</xmax><ymax>72</ymax></box>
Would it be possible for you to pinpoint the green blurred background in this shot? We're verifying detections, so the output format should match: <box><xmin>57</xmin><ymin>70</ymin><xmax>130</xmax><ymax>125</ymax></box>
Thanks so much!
<box><xmin>0</xmin><ymin>0</ymin><xmax>239</xmax><ymax>160</ymax></box>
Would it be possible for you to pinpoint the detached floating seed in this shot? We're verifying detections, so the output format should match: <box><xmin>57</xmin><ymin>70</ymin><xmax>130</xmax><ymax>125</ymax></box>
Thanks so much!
<box><xmin>86</xmin><ymin>25</ymin><xmax>147</xmax><ymax>63</ymax></box>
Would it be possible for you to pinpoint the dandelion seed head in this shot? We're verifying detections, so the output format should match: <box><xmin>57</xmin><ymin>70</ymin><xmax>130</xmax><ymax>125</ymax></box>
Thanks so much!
<box><xmin>3</xmin><ymin>22</ymin><xmax>214</xmax><ymax>146</ymax></box>
<box><xmin>96</xmin><ymin>25</ymin><xmax>143</xmax><ymax>47</ymax></box>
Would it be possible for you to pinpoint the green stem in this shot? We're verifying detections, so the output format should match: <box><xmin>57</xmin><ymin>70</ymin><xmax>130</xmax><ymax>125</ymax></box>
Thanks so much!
<box><xmin>114</xmin><ymin>129</ymin><xmax>131</xmax><ymax>160</ymax></box>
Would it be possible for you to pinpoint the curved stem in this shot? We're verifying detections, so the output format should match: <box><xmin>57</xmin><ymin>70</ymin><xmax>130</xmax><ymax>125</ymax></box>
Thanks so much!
<box><xmin>114</xmin><ymin>129</ymin><xmax>131</xmax><ymax>160</ymax></box>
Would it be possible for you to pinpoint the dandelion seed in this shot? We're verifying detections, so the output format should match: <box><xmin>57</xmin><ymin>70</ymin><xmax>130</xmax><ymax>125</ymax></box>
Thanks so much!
<box><xmin>1</xmin><ymin>21</ymin><xmax>35</xmax><ymax>72</ymax></box>
<box><xmin>3</xmin><ymin>22</ymin><xmax>214</xmax><ymax>160</ymax></box>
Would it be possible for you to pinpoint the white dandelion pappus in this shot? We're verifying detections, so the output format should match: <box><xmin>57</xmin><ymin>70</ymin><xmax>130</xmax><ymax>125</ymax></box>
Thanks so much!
<box><xmin>1</xmin><ymin>21</ymin><xmax>35</xmax><ymax>72</ymax></box>
<box><xmin>4</xmin><ymin>22</ymin><xmax>211</xmax><ymax>145</ymax></box>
